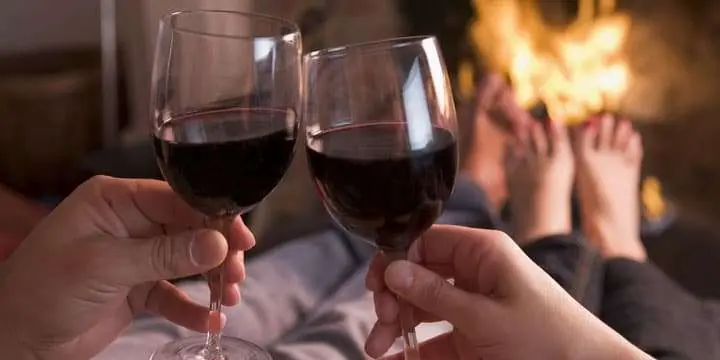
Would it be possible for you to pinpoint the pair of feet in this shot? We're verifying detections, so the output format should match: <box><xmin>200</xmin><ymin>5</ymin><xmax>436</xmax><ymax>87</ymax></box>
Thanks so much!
<box><xmin>507</xmin><ymin>114</ymin><xmax>646</xmax><ymax>261</ymax></box>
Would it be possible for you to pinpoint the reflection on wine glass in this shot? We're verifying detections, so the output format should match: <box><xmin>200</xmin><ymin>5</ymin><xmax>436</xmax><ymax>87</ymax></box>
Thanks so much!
<box><xmin>303</xmin><ymin>36</ymin><xmax>459</xmax><ymax>360</ymax></box>
<box><xmin>149</xmin><ymin>10</ymin><xmax>302</xmax><ymax>360</ymax></box>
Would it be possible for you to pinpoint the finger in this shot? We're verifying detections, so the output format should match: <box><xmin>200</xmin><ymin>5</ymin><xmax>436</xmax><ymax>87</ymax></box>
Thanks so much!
<box><xmin>379</xmin><ymin>333</ymin><xmax>460</xmax><ymax>360</ymax></box>
<box><xmin>84</xmin><ymin>177</ymin><xmax>206</xmax><ymax>238</ymax></box>
<box><xmin>224</xmin><ymin>250</ymin><xmax>246</xmax><ymax>284</ymax></box>
<box><xmin>222</xmin><ymin>283</ymin><xmax>241</xmax><ymax>307</ymax></box>
<box><xmin>384</xmin><ymin>261</ymin><xmax>488</xmax><ymax>331</ymax></box>
<box><xmin>365</xmin><ymin>321</ymin><xmax>401</xmax><ymax>359</ymax></box>
<box><xmin>224</xmin><ymin>216</ymin><xmax>256</xmax><ymax>252</ymax></box>
<box><xmin>144</xmin><ymin>280</ymin><xmax>226</xmax><ymax>333</ymax></box>
<box><xmin>118</xmin><ymin>229</ymin><xmax>228</xmax><ymax>284</ymax></box>
<box><xmin>597</xmin><ymin>113</ymin><xmax>615</xmax><ymax>150</ymax></box>
<box><xmin>411</xmin><ymin>226</ymin><xmax>519</xmax><ymax>295</ymax></box>
<box><xmin>0</xmin><ymin>233</ymin><xmax>23</xmax><ymax>261</ymax></box>
<box><xmin>367</xmin><ymin>252</ymin><xmax>390</xmax><ymax>292</ymax></box>
<box><xmin>374</xmin><ymin>290</ymin><xmax>399</xmax><ymax>324</ymax></box>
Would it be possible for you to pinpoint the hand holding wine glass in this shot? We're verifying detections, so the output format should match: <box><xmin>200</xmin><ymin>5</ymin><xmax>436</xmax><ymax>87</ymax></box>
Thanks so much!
<box><xmin>0</xmin><ymin>176</ymin><xmax>256</xmax><ymax>360</ymax></box>
<box><xmin>364</xmin><ymin>226</ymin><xmax>653</xmax><ymax>360</ymax></box>
<box><xmin>304</xmin><ymin>36</ymin><xmax>459</xmax><ymax>359</ymax></box>
<box><xmin>150</xmin><ymin>10</ymin><xmax>302</xmax><ymax>360</ymax></box>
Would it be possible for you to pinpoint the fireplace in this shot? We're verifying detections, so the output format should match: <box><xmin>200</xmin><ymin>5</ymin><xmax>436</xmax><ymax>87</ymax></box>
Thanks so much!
<box><xmin>420</xmin><ymin>0</ymin><xmax>720</xmax><ymax>296</ymax></box>
<box><xmin>443</xmin><ymin>0</ymin><xmax>720</xmax><ymax>228</ymax></box>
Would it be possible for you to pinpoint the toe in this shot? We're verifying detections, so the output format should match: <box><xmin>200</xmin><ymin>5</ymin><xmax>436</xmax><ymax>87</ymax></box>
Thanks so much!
<box><xmin>578</xmin><ymin>117</ymin><xmax>599</xmax><ymax>154</ymax></box>
<box><xmin>504</xmin><ymin>138</ymin><xmax>522</xmax><ymax>174</ymax></box>
<box><xmin>598</xmin><ymin>114</ymin><xmax>615</xmax><ymax>150</ymax></box>
<box><xmin>549</xmin><ymin>121</ymin><xmax>570</xmax><ymax>153</ymax></box>
<box><xmin>613</xmin><ymin>119</ymin><xmax>633</xmax><ymax>151</ymax></box>
<box><xmin>625</xmin><ymin>131</ymin><xmax>644</xmax><ymax>164</ymax></box>
<box><xmin>530</xmin><ymin>122</ymin><xmax>548</xmax><ymax>156</ymax></box>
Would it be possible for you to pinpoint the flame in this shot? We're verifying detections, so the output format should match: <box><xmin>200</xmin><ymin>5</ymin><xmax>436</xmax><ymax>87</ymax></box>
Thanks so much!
<box><xmin>465</xmin><ymin>1</ymin><xmax>671</xmax><ymax>224</ymax></box>
<box><xmin>469</xmin><ymin>0</ymin><xmax>632</xmax><ymax>124</ymax></box>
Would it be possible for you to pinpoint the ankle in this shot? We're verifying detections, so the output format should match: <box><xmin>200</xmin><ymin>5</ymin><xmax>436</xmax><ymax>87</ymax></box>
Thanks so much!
<box><xmin>590</xmin><ymin>228</ymin><xmax>646</xmax><ymax>262</ymax></box>
<box><xmin>602</xmin><ymin>243</ymin><xmax>647</xmax><ymax>262</ymax></box>
<box><xmin>462</xmin><ymin>168</ymin><xmax>507</xmax><ymax>209</ymax></box>
<box><xmin>513</xmin><ymin>216</ymin><xmax>572</xmax><ymax>245</ymax></box>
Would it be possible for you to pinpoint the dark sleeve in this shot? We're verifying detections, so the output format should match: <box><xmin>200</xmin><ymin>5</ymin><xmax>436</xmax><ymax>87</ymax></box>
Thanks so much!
<box><xmin>523</xmin><ymin>235</ymin><xmax>603</xmax><ymax>314</ymax></box>
<box><xmin>602</xmin><ymin>259</ymin><xmax>720</xmax><ymax>360</ymax></box>
<box><xmin>439</xmin><ymin>176</ymin><xmax>504</xmax><ymax>230</ymax></box>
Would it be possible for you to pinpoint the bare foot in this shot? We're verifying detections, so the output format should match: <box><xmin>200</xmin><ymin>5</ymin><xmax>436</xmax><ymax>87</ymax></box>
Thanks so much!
<box><xmin>575</xmin><ymin>115</ymin><xmax>646</xmax><ymax>261</ymax></box>
<box><xmin>463</xmin><ymin>81</ymin><xmax>511</xmax><ymax>211</ymax></box>
<box><xmin>507</xmin><ymin>121</ymin><xmax>574</xmax><ymax>245</ymax></box>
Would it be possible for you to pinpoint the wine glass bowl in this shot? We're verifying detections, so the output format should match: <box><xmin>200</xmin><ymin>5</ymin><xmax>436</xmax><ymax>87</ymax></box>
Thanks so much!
<box><xmin>304</xmin><ymin>36</ymin><xmax>459</xmax><ymax>253</ymax></box>
<box><xmin>153</xmin><ymin>107</ymin><xmax>298</xmax><ymax>218</ymax></box>
<box><xmin>305</xmin><ymin>122</ymin><xmax>457</xmax><ymax>251</ymax></box>
<box><xmin>303</xmin><ymin>36</ymin><xmax>459</xmax><ymax>359</ymax></box>
<box><xmin>150</xmin><ymin>10</ymin><xmax>302</xmax><ymax>360</ymax></box>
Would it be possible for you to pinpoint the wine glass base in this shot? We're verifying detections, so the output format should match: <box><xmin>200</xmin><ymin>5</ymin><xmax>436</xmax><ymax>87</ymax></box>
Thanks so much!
<box><xmin>151</xmin><ymin>336</ymin><xmax>271</xmax><ymax>360</ymax></box>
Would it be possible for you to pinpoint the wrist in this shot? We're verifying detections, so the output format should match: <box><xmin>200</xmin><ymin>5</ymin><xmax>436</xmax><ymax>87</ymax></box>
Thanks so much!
<box><xmin>572</xmin><ymin>327</ymin><xmax>651</xmax><ymax>360</ymax></box>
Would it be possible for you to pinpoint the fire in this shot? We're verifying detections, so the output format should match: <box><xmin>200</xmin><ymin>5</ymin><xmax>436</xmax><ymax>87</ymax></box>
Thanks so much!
<box><xmin>468</xmin><ymin>0</ymin><xmax>632</xmax><ymax>124</ymax></box>
<box><xmin>464</xmin><ymin>0</ymin><xmax>671</xmax><ymax>224</ymax></box>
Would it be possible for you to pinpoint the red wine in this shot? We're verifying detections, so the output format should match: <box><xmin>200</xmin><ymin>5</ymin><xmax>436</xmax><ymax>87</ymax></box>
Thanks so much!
<box><xmin>307</xmin><ymin>123</ymin><xmax>457</xmax><ymax>251</ymax></box>
<box><xmin>153</xmin><ymin>108</ymin><xmax>297</xmax><ymax>217</ymax></box>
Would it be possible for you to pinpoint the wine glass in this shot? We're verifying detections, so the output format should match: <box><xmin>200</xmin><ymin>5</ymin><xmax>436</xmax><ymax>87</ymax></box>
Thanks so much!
<box><xmin>149</xmin><ymin>10</ymin><xmax>302</xmax><ymax>360</ymax></box>
<box><xmin>303</xmin><ymin>36</ymin><xmax>459</xmax><ymax>359</ymax></box>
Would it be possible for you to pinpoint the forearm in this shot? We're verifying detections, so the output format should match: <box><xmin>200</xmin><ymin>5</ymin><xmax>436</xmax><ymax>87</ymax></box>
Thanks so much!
<box><xmin>577</xmin><ymin>333</ymin><xmax>654</xmax><ymax>360</ymax></box>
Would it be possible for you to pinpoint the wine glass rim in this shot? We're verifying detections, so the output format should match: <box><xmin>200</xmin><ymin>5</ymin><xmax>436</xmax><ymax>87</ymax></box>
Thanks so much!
<box><xmin>305</xmin><ymin>35</ymin><xmax>436</xmax><ymax>60</ymax></box>
<box><xmin>161</xmin><ymin>9</ymin><xmax>300</xmax><ymax>40</ymax></box>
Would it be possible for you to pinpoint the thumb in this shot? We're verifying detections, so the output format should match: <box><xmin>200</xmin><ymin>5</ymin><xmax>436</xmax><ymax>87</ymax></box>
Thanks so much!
<box><xmin>120</xmin><ymin>229</ymin><xmax>228</xmax><ymax>284</ymax></box>
<box><xmin>385</xmin><ymin>261</ymin><xmax>480</xmax><ymax>330</ymax></box>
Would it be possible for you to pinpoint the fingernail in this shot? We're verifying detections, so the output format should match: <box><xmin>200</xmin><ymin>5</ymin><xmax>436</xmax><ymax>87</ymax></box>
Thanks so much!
<box><xmin>209</xmin><ymin>311</ymin><xmax>227</xmax><ymax>332</ymax></box>
<box><xmin>190</xmin><ymin>231</ymin><xmax>221</xmax><ymax>267</ymax></box>
<box><xmin>584</xmin><ymin>116</ymin><xmax>597</xmax><ymax>129</ymax></box>
<box><xmin>386</xmin><ymin>262</ymin><xmax>414</xmax><ymax>291</ymax></box>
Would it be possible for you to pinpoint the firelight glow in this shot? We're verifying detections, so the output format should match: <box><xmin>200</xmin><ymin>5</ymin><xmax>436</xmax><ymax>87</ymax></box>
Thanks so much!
<box><xmin>469</xmin><ymin>0</ymin><xmax>632</xmax><ymax>124</ymax></box>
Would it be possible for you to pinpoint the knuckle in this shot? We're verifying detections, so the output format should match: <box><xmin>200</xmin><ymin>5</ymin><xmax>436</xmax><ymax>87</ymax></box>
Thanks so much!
<box><xmin>488</xmin><ymin>229</ymin><xmax>513</xmax><ymax>243</ymax></box>
<box><xmin>85</xmin><ymin>175</ymin><xmax>114</xmax><ymax>189</ymax></box>
<box><xmin>149</xmin><ymin>236</ymin><xmax>181</xmax><ymax>277</ymax></box>
<box><xmin>76</xmin><ymin>175</ymin><xmax>115</xmax><ymax>197</ymax></box>
<box><xmin>416</xmin><ymin>276</ymin><xmax>447</xmax><ymax>307</ymax></box>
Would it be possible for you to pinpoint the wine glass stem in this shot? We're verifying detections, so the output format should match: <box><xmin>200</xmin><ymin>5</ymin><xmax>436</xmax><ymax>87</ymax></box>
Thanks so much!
<box><xmin>204</xmin><ymin>216</ymin><xmax>233</xmax><ymax>359</ymax></box>
<box><xmin>387</xmin><ymin>251</ymin><xmax>421</xmax><ymax>360</ymax></box>
<box><xmin>205</xmin><ymin>266</ymin><xmax>224</xmax><ymax>358</ymax></box>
